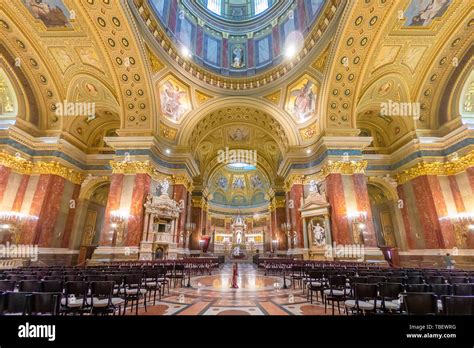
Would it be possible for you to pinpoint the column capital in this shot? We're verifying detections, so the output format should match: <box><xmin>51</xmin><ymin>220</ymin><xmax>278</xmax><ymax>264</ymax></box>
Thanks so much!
<box><xmin>110</xmin><ymin>160</ymin><xmax>171</xmax><ymax>182</ymax></box>
<box><xmin>284</xmin><ymin>174</ymin><xmax>305</xmax><ymax>192</ymax></box>
<box><xmin>395</xmin><ymin>151</ymin><xmax>474</xmax><ymax>184</ymax></box>
<box><xmin>172</xmin><ymin>173</ymin><xmax>194</xmax><ymax>192</ymax></box>
<box><xmin>0</xmin><ymin>151</ymin><xmax>84</xmax><ymax>184</ymax></box>
<box><xmin>321</xmin><ymin>160</ymin><xmax>367</xmax><ymax>176</ymax></box>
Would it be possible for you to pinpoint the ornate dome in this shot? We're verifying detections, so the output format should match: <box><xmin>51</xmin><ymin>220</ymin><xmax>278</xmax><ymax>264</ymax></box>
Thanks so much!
<box><xmin>137</xmin><ymin>0</ymin><xmax>334</xmax><ymax>79</ymax></box>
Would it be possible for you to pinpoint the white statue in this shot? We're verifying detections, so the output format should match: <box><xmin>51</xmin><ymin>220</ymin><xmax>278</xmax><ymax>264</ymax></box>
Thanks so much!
<box><xmin>309</xmin><ymin>221</ymin><xmax>326</xmax><ymax>246</ymax></box>
<box><xmin>160</xmin><ymin>179</ymin><xmax>170</xmax><ymax>196</ymax></box>
<box><xmin>309</xmin><ymin>180</ymin><xmax>319</xmax><ymax>193</ymax></box>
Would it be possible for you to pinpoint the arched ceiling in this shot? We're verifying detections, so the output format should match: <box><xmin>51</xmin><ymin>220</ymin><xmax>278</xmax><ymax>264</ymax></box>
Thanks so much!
<box><xmin>0</xmin><ymin>0</ymin><xmax>471</xmax><ymax>177</ymax></box>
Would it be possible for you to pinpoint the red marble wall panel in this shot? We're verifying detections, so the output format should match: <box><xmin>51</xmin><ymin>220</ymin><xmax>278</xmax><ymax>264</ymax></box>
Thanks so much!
<box><xmin>326</xmin><ymin>174</ymin><xmax>351</xmax><ymax>245</ymax></box>
<box><xmin>427</xmin><ymin>176</ymin><xmax>455</xmax><ymax>248</ymax></box>
<box><xmin>247</xmin><ymin>38</ymin><xmax>254</xmax><ymax>67</ymax></box>
<box><xmin>448</xmin><ymin>176</ymin><xmax>465</xmax><ymax>213</ymax></box>
<box><xmin>196</xmin><ymin>25</ymin><xmax>203</xmax><ymax>56</ymax></box>
<box><xmin>352</xmin><ymin>174</ymin><xmax>377</xmax><ymax>247</ymax></box>
<box><xmin>11</xmin><ymin>174</ymin><xmax>29</xmax><ymax>212</ymax></box>
<box><xmin>290</xmin><ymin>184</ymin><xmax>304</xmax><ymax>248</ymax></box>
<box><xmin>37</xmin><ymin>176</ymin><xmax>66</xmax><ymax>247</ymax></box>
<box><xmin>125</xmin><ymin>174</ymin><xmax>151</xmax><ymax>247</ymax></box>
<box><xmin>222</xmin><ymin>38</ymin><xmax>228</xmax><ymax>68</ymax></box>
<box><xmin>0</xmin><ymin>166</ymin><xmax>11</xmax><ymax>204</ymax></box>
<box><xmin>272</xmin><ymin>26</ymin><xmax>280</xmax><ymax>56</ymax></box>
<box><xmin>275</xmin><ymin>206</ymin><xmax>287</xmax><ymax>250</ymax></box>
<box><xmin>397</xmin><ymin>185</ymin><xmax>416</xmax><ymax>249</ymax></box>
<box><xmin>21</xmin><ymin>175</ymin><xmax>52</xmax><ymax>244</ymax></box>
<box><xmin>61</xmin><ymin>183</ymin><xmax>81</xmax><ymax>248</ymax></box>
<box><xmin>467</xmin><ymin>167</ymin><xmax>474</xmax><ymax>193</ymax></box>
<box><xmin>412</xmin><ymin>176</ymin><xmax>443</xmax><ymax>248</ymax></box>
<box><xmin>190</xmin><ymin>204</ymin><xmax>202</xmax><ymax>250</ymax></box>
<box><xmin>100</xmin><ymin>174</ymin><xmax>124</xmax><ymax>246</ymax></box>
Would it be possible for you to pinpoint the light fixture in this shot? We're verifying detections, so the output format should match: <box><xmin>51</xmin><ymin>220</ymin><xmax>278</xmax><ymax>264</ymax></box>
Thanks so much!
<box><xmin>358</xmin><ymin>223</ymin><xmax>366</xmax><ymax>229</ymax></box>
<box><xmin>285</xmin><ymin>45</ymin><xmax>297</xmax><ymax>59</ymax></box>
<box><xmin>165</xmin><ymin>148</ymin><xmax>171</xmax><ymax>155</ymax></box>
<box><xmin>306</xmin><ymin>148</ymin><xmax>311</xmax><ymax>154</ymax></box>
<box><xmin>469</xmin><ymin>224</ymin><xmax>474</xmax><ymax>231</ymax></box>
<box><xmin>0</xmin><ymin>224</ymin><xmax>9</xmax><ymax>229</ymax></box>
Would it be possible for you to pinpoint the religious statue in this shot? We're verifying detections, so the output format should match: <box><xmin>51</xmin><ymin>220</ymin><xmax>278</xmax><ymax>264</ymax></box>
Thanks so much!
<box><xmin>309</xmin><ymin>180</ymin><xmax>319</xmax><ymax>194</ymax></box>
<box><xmin>160</xmin><ymin>179</ymin><xmax>170</xmax><ymax>196</ymax></box>
<box><xmin>231</xmin><ymin>45</ymin><xmax>245</xmax><ymax>69</ymax></box>
<box><xmin>309</xmin><ymin>221</ymin><xmax>326</xmax><ymax>246</ymax></box>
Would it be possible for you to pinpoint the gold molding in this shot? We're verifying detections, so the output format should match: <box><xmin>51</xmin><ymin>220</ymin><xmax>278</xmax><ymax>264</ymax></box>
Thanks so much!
<box><xmin>0</xmin><ymin>152</ymin><xmax>84</xmax><ymax>184</ymax></box>
<box><xmin>172</xmin><ymin>174</ymin><xmax>194</xmax><ymax>192</ymax></box>
<box><xmin>263</xmin><ymin>90</ymin><xmax>281</xmax><ymax>105</ymax></box>
<box><xmin>284</xmin><ymin>174</ymin><xmax>305</xmax><ymax>191</ymax></box>
<box><xmin>321</xmin><ymin>160</ymin><xmax>368</xmax><ymax>176</ymax></box>
<box><xmin>195</xmin><ymin>90</ymin><xmax>213</xmax><ymax>106</ymax></box>
<box><xmin>395</xmin><ymin>152</ymin><xmax>474</xmax><ymax>184</ymax></box>
<box><xmin>110</xmin><ymin>160</ymin><xmax>170</xmax><ymax>182</ymax></box>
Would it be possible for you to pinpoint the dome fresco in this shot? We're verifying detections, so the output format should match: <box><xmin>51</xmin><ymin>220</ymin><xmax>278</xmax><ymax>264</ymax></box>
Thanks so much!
<box><xmin>147</xmin><ymin>0</ymin><xmax>326</xmax><ymax>77</ymax></box>
<box><xmin>209</xmin><ymin>166</ymin><xmax>269</xmax><ymax>208</ymax></box>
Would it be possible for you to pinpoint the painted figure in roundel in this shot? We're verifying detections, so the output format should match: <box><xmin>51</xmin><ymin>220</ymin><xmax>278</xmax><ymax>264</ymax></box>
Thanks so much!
<box><xmin>160</xmin><ymin>81</ymin><xmax>188</xmax><ymax>122</ymax></box>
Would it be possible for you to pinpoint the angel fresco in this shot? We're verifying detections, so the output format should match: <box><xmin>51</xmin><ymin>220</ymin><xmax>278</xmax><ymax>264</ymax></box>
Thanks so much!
<box><xmin>406</xmin><ymin>0</ymin><xmax>451</xmax><ymax>26</ymax></box>
<box><xmin>23</xmin><ymin>0</ymin><xmax>70</xmax><ymax>27</ymax></box>
<box><xmin>290</xmin><ymin>80</ymin><xmax>317</xmax><ymax>122</ymax></box>
<box><xmin>160</xmin><ymin>81</ymin><xmax>188</xmax><ymax>122</ymax></box>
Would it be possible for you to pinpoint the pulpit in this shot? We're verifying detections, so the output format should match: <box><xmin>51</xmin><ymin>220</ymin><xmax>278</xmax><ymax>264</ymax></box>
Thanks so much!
<box><xmin>140</xmin><ymin>187</ymin><xmax>180</xmax><ymax>260</ymax></box>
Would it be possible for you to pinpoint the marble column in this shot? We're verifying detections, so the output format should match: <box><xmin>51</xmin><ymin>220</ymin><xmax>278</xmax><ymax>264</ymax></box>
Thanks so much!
<box><xmin>353</xmin><ymin>174</ymin><xmax>377</xmax><ymax>247</ymax></box>
<box><xmin>99</xmin><ymin>174</ymin><xmax>124</xmax><ymax>246</ymax></box>
<box><xmin>289</xmin><ymin>182</ymin><xmax>304</xmax><ymax>249</ymax></box>
<box><xmin>124</xmin><ymin>173</ymin><xmax>151</xmax><ymax>247</ymax></box>
<box><xmin>326</xmin><ymin>173</ymin><xmax>351</xmax><ymax>245</ymax></box>
<box><xmin>173</xmin><ymin>184</ymin><xmax>188</xmax><ymax>244</ymax></box>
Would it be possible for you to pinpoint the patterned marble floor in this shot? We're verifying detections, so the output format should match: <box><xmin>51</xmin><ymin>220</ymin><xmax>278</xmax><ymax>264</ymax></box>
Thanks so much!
<box><xmin>129</xmin><ymin>263</ymin><xmax>339</xmax><ymax>315</ymax></box>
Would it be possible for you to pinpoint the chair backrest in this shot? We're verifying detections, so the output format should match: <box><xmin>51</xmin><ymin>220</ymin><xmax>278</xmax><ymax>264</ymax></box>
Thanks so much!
<box><xmin>406</xmin><ymin>276</ymin><xmax>424</xmax><ymax>284</ymax></box>
<box><xmin>425</xmin><ymin>276</ymin><xmax>445</xmax><ymax>284</ymax></box>
<box><xmin>367</xmin><ymin>276</ymin><xmax>386</xmax><ymax>284</ymax></box>
<box><xmin>389</xmin><ymin>276</ymin><xmax>406</xmax><ymax>284</ymax></box>
<box><xmin>65</xmin><ymin>281</ymin><xmax>89</xmax><ymax>297</ymax></box>
<box><xmin>0</xmin><ymin>280</ymin><xmax>16</xmax><ymax>292</ymax></box>
<box><xmin>354</xmin><ymin>283</ymin><xmax>378</xmax><ymax>305</ymax></box>
<box><xmin>430</xmin><ymin>284</ymin><xmax>452</xmax><ymax>296</ymax></box>
<box><xmin>91</xmin><ymin>281</ymin><xmax>114</xmax><ymax>298</ymax></box>
<box><xmin>30</xmin><ymin>292</ymin><xmax>62</xmax><ymax>315</ymax></box>
<box><xmin>404</xmin><ymin>292</ymin><xmax>438</xmax><ymax>315</ymax></box>
<box><xmin>19</xmin><ymin>280</ymin><xmax>42</xmax><ymax>292</ymax></box>
<box><xmin>4</xmin><ymin>292</ymin><xmax>31</xmax><ymax>315</ymax></box>
<box><xmin>443</xmin><ymin>295</ymin><xmax>474</xmax><ymax>315</ymax></box>
<box><xmin>406</xmin><ymin>284</ymin><xmax>429</xmax><ymax>293</ymax></box>
<box><xmin>380</xmin><ymin>282</ymin><xmax>404</xmax><ymax>300</ymax></box>
<box><xmin>86</xmin><ymin>275</ymin><xmax>107</xmax><ymax>282</ymax></box>
<box><xmin>41</xmin><ymin>280</ymin><xmax>63</xmax><ymax>293</ymax></box>
<box><xmin>448</xmin><ymin>276</ymin><xmax>467</xmax><ymax>284</ymax></box>
<box><xmin>329</xmin><ymin>275</ymin><xmax>346</xmax><ymax>289</ymax></box>
<box><xmin>453</xmin><ymin>283</ymin><xmax>474</xmax><ymax>296</ymax></box>
<box><xmin>124</xmin><ymin>274</ymin><xmax>142</xmax><ymax>288</ymax></box>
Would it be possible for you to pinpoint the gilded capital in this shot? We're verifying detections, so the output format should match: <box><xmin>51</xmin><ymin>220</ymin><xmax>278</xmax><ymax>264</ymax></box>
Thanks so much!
<box><xmin>321</xmin><ymin>160</ymin><xmax>368</xmax><ymax>176</ymax></box>
<box><xmin>395</xmin><ymin>152</ymin><xmax>474</xmax><ymax>184</ymax></box>
<box><xmin>0</xmin><ymin>152</ymin><xmax>83</xmax><ymax>184</ymax></box>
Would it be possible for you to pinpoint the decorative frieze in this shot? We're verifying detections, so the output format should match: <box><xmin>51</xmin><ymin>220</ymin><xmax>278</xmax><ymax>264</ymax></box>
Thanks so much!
<box><xmin>0</xmin><ymin>152</ymin><xmax>83</xmax><ymax>184</ymax></box>
<box><xmin>395</xmin><ymin>151</ymin><xmax>474</xmax><ymax>184</ymax></box>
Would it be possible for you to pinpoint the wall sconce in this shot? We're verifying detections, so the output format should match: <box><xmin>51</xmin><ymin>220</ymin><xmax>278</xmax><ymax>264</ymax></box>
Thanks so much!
<box><xmin>110</xmin><ymin>210</ymin><xmax>129</xmax><ymax>246</ymax></box>
<box><xmin>440</xmin><ymin>212</ymin><xmax>474</xmax><ymax>247</ymax></box>
<box><xmin>0</xmin><ymin>211</ymin><xmax>38</xmax><ymax>244</ymax></box>
<box><xmin>347</xmin><ymin>211</ymin><xmax>368</xmax><ymax>244</ymax></box>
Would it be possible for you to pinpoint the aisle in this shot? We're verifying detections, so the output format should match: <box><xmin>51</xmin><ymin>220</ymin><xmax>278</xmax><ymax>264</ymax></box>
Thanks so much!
<box><xmin>131</xmin><ymin>262</ymin><xmax>337</xmax><ymax>315</ymax></box>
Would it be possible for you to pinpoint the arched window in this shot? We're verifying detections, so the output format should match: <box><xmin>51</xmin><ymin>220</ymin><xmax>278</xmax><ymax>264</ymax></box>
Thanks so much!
<box><xmin>0</xmin><ymin>68</ymin><xmax>18</xmax><ymax>117</ymax></box>
<box><xmin>460</xmin><ymin>69</ymin><xmax>474</xmax><ymax>127</ymax></box>
<box><xmin>207</xmin><ymin>0</ymin><xmax>222</xmax><ymax>15</ymax></box>
<box><xmin>254</xmin><ymin>0</ymin><xmax>269</xmax><ymax>15</ymax></box>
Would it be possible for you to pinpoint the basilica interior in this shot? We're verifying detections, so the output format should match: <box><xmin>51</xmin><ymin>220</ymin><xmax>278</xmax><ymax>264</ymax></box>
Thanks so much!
<box><xmin>0</xmin><ymin>0</ymin><xmax>473</xmax><ymax>319</ymax></box>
